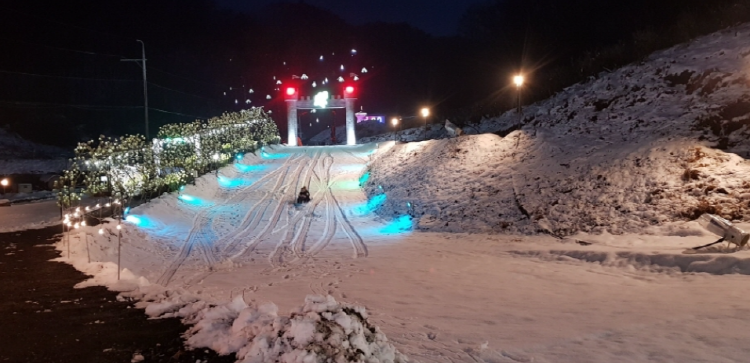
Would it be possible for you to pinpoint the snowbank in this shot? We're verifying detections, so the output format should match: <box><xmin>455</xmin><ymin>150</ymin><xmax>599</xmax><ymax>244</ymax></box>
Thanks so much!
<box><xmin>120</xmin><ymin>285</ymin><xmax>410</xmax><ymax>363</ymax></box>
<box><xmin>365</xmin><ymin>23</ymin><xmax>750</xmax><ymax>236</ymax></box>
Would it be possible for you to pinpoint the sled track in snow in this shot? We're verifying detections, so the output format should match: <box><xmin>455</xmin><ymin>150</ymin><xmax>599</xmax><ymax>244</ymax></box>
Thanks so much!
<box><xmin>272</xmin><ymin>152</ymin><xmax>367</xmax><ymax>266</ymax></box>
<box><xmin>227</xmin><ymin>151</ymin><xmax>321</xmax><ymax>261</ymax></box>
<box><xmin>155</xmin><ymin>154</ymin><xmax>304</xmax><ymax>286</ymax></box>
<box><xmin>270</xmin><ymin>154</ymin><xmax>333</xmax><ymax>266</ymax></box>
<box><xmin>157</xmin><ymin>148</ymin><xmax>369</xmax><ymax>285</ymax></box>
<box><xmin>216</xmin><ymin>162</ymin><xmax>297</xmax><ymax>258</ymax></box>
<box><xmin>330</xmin><ymin>191</ymin><xmax>367</xmax><ymax>259</ymax></box>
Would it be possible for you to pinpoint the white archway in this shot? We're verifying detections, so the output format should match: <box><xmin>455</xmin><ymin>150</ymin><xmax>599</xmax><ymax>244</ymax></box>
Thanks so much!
<box><xmin>286</xmin><ymin>93</ymin><xmax>356</xmax><ymax>146</ymax></box>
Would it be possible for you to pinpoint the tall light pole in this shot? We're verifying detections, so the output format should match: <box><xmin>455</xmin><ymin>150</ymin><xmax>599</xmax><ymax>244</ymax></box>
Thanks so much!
<box><xmin>391</xmin><ymin>117</ymin><xmax>400</xmax><ymax>142</ymax></box>
<box><xmin>122</xmin><ymin>40</ymin><xmax>149</xmax><ymax>139</ymax></box>
<box><xmin>1</xmin><ymin>178</ymin><xmax>7</xmax><ymax>195</ymax></box>
<box><xmin>513</xmin><ymin>74</ymin><xmax>524</xmax><ymax>114</ymax></box>
<box><xmin>420</xmin><ymin>107</ymin><xmax>430</xmax><ymax>141</ymax></box>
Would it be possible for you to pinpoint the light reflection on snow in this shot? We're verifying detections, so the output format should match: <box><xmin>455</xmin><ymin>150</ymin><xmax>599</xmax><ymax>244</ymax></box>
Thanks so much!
<box><xmin>380</xmin><ymin>215</ymin><xmax>413</xmax><ymax>234</ymax></box>
<box><xmin>234</xmin><ymin>163</ymin><xmax>268</xmax><ymax>172</ymax></box>
<box><xmin>218</xmin><ymin>175</ymin><xmax>250</xmax><ymax>188</ymax></box>
<box><xmin>125</xmin><ymin>214</ymin><xmax>157</xmax><ymax>228</ymax></box>
<box><xmin>261</xmin><ymin>150</ymin><xmax>290</xmax><ymax>159</ymax></box>
<box><xmin>359</xmin><ymin>171</ymin><xmax>370</xmax><ymax>186</ymax></box>
<box><xmin>354</xmin><ymin>194</ymin><xmax>386</xmax><ymax>215</ymax></box>
<box><xmin>179</xmin><ymin>194</ymin><xmax>209</xmax><ymax>206</ymax></box>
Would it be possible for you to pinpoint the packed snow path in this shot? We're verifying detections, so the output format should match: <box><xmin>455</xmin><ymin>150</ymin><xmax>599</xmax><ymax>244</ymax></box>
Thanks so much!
<box><xmin>150</xmin><ymin>145</ymin><xmax>371</xmax><ymax>287</ymax></box>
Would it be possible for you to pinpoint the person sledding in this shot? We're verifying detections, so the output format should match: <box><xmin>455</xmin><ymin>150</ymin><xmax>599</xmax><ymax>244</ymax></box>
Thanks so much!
<box><xmin>297</xmin><ymin>186</ymin><xmax>311</xmax><ymax>204</ymax></box>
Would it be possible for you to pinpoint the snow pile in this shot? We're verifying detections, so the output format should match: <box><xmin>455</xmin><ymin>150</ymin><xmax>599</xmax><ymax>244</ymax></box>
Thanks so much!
<box><xmin>364</xmin><ymin>23</ymin><xmax>750</xmax><ymax>236</ymax></box>
<box><xmin>119</xmin><ymin>287</ymin><xmax>409</xmax><ymax>363</ymax></box>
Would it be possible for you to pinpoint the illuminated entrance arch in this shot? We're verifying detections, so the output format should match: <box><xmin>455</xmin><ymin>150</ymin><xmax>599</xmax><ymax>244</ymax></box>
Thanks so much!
<box><xmin>285</xmin><ymin>86</ymin><xmax>357</xmax><ymax>146</ymax></box>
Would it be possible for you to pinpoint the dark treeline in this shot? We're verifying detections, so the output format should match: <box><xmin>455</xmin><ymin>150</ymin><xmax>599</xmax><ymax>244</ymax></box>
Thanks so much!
<box><xmin>2</xmin><ymin>0</ymin><xmax>749</xmax><ymax>147</ymax></box>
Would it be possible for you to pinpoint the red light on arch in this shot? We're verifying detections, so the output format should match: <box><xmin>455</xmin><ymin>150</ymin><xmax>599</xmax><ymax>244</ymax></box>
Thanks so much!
<box><xmin>286</xmin><ymin>87</ymin><xmax>296</xmax><ymax>96</ymax></box>
<box><xmin>345</xmin><ymin>86</ymin><xmax>354</xmax><ymax>94</ymax></box>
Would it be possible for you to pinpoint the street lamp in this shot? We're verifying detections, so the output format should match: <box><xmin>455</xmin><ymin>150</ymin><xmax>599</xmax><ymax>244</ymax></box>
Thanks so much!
<box><xmin>391</xmin><ymin>117</ymin><xmax>400</xmax><ymax>142</ymax></box>
<box><xmin>513</xmin><ymin>74</ymin><xmax>524</xmax><ymax>114</ymax></box>
<box><xmin>1</xmin><ymin>178</ymin><xmax>8</xmax><ymax>195</ymax></box>
<box><xmin>420</xmin><ymin>107</ymin><xmax>430</xmax><ymax>140</ymax></box>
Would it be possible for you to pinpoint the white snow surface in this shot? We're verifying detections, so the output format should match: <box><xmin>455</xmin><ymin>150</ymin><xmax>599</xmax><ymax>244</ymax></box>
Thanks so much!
<box><xmin>0</xmin><ymin>199</ymin><xmax>61</xmax><ymax>232</ymax></box>
<box><xmin>29</xmin><ymin>23</ymin><xmax>750</xmax><ymax>362</ymax></box>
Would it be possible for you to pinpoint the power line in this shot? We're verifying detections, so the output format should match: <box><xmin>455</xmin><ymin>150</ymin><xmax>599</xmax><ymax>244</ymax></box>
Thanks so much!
<box><xmin>149</xmin><ymin>108</ymin><xmax>208</xmax><ymax>119</ymax></box>
<box><xmin>147</xmin><ymin>81</ymin><xmax>221</xmax><ymax>102</ymax></box>
<box><xmin>1</xmin><ymin>7</ymin><xmax>248</xmax><ymax>102</ymax></box>
<box><xmin>149</xmin><ymin>66</ymin><xmax>229</xmax><ymax>88</ymax></box>
<box><xmin>0</xmin><ymin>69</ymin><xmax>139</xmax><ymax>82</ymax></box>
<box><xmin>0</xmin><ymin>69</ymin><xmax>223</xmax><ymax>103</ymax></box>
<box><xmin>0</xmin><ymin>100</ymin><xmax>210</xmax><ymax>119</ymax></box>
<box><xmin>0</xmin><ymin>6</ymin><xmax>134</xmax><ymax>42</ymax></box>
<box><xmin>0</xmin><ymin>36</ymin><xmax>127</xmax><ymax>58</ymax></box>
<box><xmin>0</xmin><ymin>100</ymin><xmax>141</xmax><ymax>110</ymax></box>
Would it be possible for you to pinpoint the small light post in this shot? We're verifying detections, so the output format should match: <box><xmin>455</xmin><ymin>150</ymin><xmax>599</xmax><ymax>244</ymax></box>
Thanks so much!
<box><xmin>117</xmin><ymin>221</ymin><xmax>122</xmax><ymax>280</ymax></box>
<box><xmin>1</xmin><ymin>178</ymin><xmax>8</xmax><ymax>195</ymax></box>
<box><xmin>391</xmin><ymin>117</ymin><xmax>400</xmax><ymax>142</ymax></box>
<box><xmin>513</xmin><ymin>74</ymin><xmax>524</xmax><ymax>114</ymax></box>
<box><xmin>420</xmin><ymin>108</ymin><xmax>430</xmax><ymax>140</ymax></box>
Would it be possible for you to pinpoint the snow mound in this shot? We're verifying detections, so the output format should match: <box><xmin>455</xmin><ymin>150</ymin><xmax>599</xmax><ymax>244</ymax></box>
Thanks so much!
<box><xmin>364</xmin><ymin>23</ymin><xmax>750</xmax><ymax>236</ymax></box>
<box><xmin>122</xmin><ymin>288</ymin><xmax>410</xmax><ymax>363</ymax></box>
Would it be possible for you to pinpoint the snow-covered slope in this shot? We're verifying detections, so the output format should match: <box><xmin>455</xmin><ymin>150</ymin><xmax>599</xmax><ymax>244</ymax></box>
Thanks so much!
<box><xmin>0</xmin><ymin>128</ymin><xmax>69</xmax><ymax>174</ymax></box>
<box><xmin>365</xmin><ymin>23</ymin><xmax>750</xmax><ymax>236</ymax></box>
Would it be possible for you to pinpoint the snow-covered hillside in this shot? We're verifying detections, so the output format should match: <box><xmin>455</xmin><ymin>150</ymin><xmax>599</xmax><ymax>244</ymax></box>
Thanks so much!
<box><xmin>0</xmin><ymin>128</ymin><xmax>69</xmax><ymax>174</ymax></box>
<box><xmin>364</xmin><ymin>23</ymin><xmax>750</xmax><ymax>236</ymax></box>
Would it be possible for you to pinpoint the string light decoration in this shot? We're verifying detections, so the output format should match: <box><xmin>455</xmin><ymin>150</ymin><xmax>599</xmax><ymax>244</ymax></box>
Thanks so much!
<box><xmin>56</xmin><ymin>108</ymin><xmax>280</xmax><ymax>228</ymax></box>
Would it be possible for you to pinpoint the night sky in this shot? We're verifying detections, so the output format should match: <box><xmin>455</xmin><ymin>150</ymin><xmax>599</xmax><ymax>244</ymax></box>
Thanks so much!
<box><xmin>215</xmin><ymin>0</ymin><xmax>484</xmax><ymax>36</ymax></box>
<box><xmin>0</xmin><ymin>0</ymin><xmax>739</xmax><ymax>147</ymax></box>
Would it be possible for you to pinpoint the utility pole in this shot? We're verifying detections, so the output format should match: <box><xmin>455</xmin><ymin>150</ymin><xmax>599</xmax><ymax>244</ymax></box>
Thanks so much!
<box><xmin>121</xmin><ymin>40</ymin><xmax>149</xmax><ymax>139</ymax></box>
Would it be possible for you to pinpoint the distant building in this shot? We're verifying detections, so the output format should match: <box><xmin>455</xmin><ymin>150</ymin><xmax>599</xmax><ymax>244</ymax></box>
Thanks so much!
<box><xmin>356</xmin><ymin>114</ymin><xmax>385</xmax><ymax>123</ymax></box>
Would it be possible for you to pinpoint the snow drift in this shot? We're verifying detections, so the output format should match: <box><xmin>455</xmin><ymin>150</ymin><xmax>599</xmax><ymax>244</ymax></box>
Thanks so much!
<box><xmin>365</xmin><ymin>23</ymin><xmax>750</xmax><ymax>236</ymax></box>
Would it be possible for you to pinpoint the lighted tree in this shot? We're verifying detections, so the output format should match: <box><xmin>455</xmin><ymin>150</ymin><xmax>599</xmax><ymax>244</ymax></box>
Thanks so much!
<box><xmin>58</xmin><ymin>107</ymin><xmax>280</xmax><ymax>214</ymax></box>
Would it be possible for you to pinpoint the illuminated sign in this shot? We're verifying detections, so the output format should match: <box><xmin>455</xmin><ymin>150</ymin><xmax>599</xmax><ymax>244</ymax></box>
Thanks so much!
<box><xmin>356</xmin><ymin>115</ymin><xmax>385</xmax><ymax>123</ymax></box>
<box><xmin>313</xmin><ymin>91</ymin><xmax>329</xmax><ymax>108</ymax></box>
